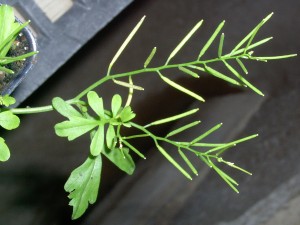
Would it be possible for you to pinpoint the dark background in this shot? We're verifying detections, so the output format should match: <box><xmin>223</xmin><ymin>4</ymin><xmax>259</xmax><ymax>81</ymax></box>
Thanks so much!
<box><xmin>0</xmin><ymin>0</ymin><xmax>299</xmax><ymax>224</ymax></box>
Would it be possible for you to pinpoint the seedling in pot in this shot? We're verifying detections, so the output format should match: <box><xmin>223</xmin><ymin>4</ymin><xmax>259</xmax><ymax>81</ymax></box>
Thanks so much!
<box><xmin>0</xmin><ymin>4</ymin><xmax>38</xmax><ymax>93</ymax></box>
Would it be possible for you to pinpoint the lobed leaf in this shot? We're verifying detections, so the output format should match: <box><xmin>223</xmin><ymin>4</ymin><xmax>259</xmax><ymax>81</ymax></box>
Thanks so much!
<box><xmin>119</xmin><ymin>106</ymin><xmax>136</xmax><ymax>122</ymax></box>
<box><xmin>55</xmin><ymin>117</ymin><xmax>98</xmax><ymax>141</ymax></box>
<box><xmin>0</xmin><ymin>95</ymin><xmax>16</xmax><ymax>107</ymax></box>
<box><xmin>64</xmin><ymin>155</ymin><xmax>102</xmax><ymax>220</ymax></box>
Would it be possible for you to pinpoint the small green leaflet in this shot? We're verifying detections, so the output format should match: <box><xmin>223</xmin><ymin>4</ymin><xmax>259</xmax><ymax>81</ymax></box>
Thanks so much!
<box><xmin>52</xmin><ymin>97</ymin><xmax>82</xmax><ymax>119</ymax></box>
<box><xmin>106</xmin><ymin>124</ymin><xmax>116</xmax><ymax>149</ymax></box>
<box><xmin>111</xmin><ymin>94</ymin><xmax>122</xmax><ymax>117</ymax></box>
<box><xmin>0</xmin><ymin>111</ymin><xmax>20</xmax><ymax>130</ymax></box>
<box><xmin>119</xmin><ymin>106</ymin><xmax>136</xmax><ymax>123</ymax></box>
<box><xmin>87</xmin><ymin>91</ymin><xmax>105</xmax><ymax>118</ymax></box>
<box><xmin>65</xmin><ymin>155</ymin><xmax>102</xmax><ymax>220</ymax></box>
<box><xmin>90</xmin><ymin>125</ymin><xmax>105</xmax><ymax>156</ymax></box>
<box><xmin>103</xmin><ymin>147</ymin><xmax>135</xmax><ymax>175</ymax></box>
<box><xmin>53</xmin><ymin>97</ymin><xmax>99</xmax><ymax>141</ymax></box>
<box><xmin>0</xmin><ymin>137</ymin><xmax>10</xmax><ymax>161</ymax></box>
<box><xmin>55</xmin><ymin>117</ymin><xmax>98</xmax><ymax>141</ymax></box>
<box><xmin>0</xmin><ymin>95</ymin><xmax>16</xmax><ymax>107</ymax></box>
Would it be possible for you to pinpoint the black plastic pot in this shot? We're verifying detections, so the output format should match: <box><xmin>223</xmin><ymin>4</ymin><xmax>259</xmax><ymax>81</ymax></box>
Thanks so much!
<box><xmin>0</xmin><ymin>19</ymin><xmax>37</xmax><ymax>95</ymax></box>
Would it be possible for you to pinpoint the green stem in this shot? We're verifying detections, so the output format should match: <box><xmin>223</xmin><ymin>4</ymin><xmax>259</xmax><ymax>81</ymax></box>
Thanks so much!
<box><xmin>10</xmin><ymin>105</ymin><xmax>54</xmax><ymax>114</ymax></box>
<box><xmin>8</xmin><ymin>52</ymin><xmax>252</xmax><ymax>115</ymax></box>
<box><xmin>74</xmin><ymin>55</ymin><xmax>241</xmax><ymax>100</ymax></box>
<box><xmin>10</xmin><ymin>99</ymin><xmax>81</xmax><ymax>115</ymax></box>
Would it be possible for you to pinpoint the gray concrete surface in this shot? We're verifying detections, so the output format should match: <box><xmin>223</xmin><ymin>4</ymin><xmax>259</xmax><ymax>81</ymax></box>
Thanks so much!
<box><xmin>0</xmin><ymin>0</ymin><xmax>299</xmax><ymax>224</ymax></box>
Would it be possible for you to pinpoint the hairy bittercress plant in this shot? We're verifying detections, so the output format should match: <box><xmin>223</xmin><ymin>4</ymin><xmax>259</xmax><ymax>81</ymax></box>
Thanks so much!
<box><xmin>0</xmin><ymin>5</ymin><xmax>296</xmax><ymax>220</ymax></box>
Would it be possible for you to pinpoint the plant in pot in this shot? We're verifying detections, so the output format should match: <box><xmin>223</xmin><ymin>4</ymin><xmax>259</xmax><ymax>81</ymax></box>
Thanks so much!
<box><xmin>0</xmin><ymin>4</ymin><xmax>37</xmax><ymax>96</ymax></box>
<box><xmin>0</xmin><ymin>4</ymin><xmax>296</xmax><ymax>220</ymax></box>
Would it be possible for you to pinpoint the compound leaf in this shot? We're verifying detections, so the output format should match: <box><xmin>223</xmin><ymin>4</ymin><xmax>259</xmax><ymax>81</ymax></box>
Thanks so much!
<box><xmin>64</xmin><ymin>155</ymin><xmax>102</xmax><ymax>220</ymax></box>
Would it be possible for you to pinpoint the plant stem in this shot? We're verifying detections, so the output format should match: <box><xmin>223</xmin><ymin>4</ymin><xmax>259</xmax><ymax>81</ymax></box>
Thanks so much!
<box><xmin>75</xmin><ymin>55</ymin><xmax>240</xmax><ymax>100</ymax></box>
<box><xmin>10</xmin><ymin>99</ymin><xmax>81</xmax><ymax>114</ymax></box>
